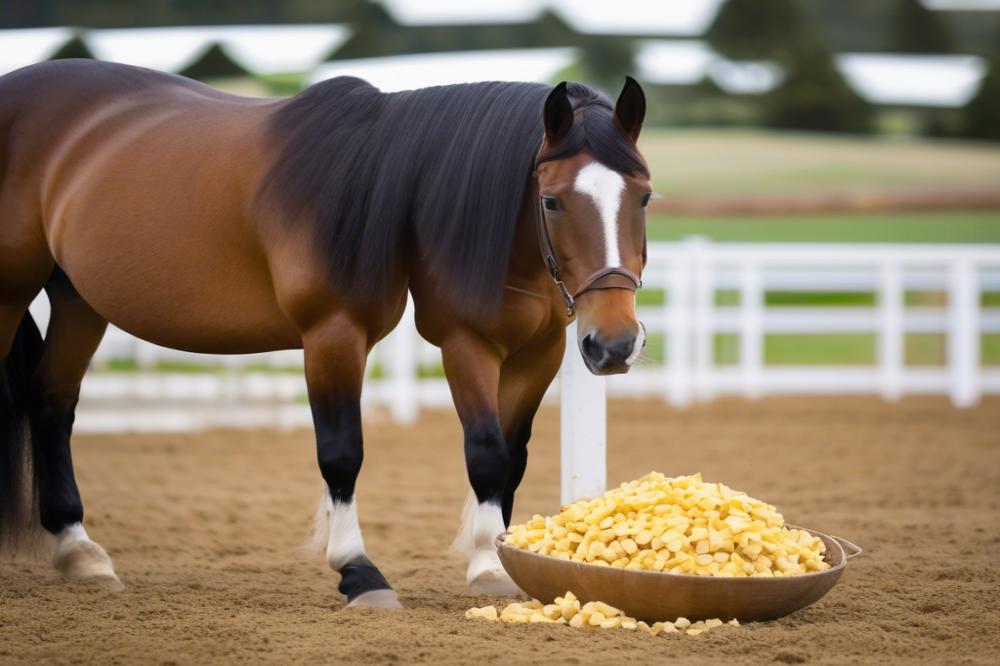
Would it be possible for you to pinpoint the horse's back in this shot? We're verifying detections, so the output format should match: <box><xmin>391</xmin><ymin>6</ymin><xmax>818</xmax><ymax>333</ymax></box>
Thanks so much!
<box><xmin>0</xmin><ymin>60</ymin><xmax>301</xmax><ymax>353</ymax></box>
<box><xmin>1</xmin><ymin>58</ymin><xmax>232</xmax><ymax>107</ymax></box>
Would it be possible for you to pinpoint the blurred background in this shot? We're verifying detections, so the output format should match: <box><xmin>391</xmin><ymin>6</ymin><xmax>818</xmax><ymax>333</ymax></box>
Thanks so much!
<box><xmin>3</xmin><ymin>0</ymin><xmax>999</xmax><ymax>430</ymax></box>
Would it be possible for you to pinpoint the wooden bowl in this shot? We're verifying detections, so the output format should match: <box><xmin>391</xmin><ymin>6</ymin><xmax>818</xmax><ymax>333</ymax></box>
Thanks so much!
<box><xmin>496</xmin><ymin>526</ymin><xmax>859</xmax><ymax>622</ymax></box>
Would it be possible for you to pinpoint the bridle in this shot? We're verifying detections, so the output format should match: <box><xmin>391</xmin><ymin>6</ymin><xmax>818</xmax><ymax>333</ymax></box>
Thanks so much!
<box><xmin>534</xmin><ymin>185</ymin><xmax>642</xmax><ymax>317</ymax></box>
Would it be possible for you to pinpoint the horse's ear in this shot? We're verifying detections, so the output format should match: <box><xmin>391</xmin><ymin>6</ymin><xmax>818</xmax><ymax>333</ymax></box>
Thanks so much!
<box><xmin>543</xmin><ymin>81</ymin><xmax>573</xmax><ymax>144</ymax></box>
<box><xmin>615</xmin><ymin>76</ymin><xmax>646</xmax><ymax>143</ymax></box>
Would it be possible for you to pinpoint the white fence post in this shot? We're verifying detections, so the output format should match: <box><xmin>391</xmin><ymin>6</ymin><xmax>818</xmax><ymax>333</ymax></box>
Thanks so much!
<box><xmin>560</xmin><ymin>320</ymin><xmax>606</xmax><ymax>505</ymax></box>
<box><xmin>948</xmin><ymin>259</ymin><xmax>980</xmax><ymax>408</ymax></box>
<box><xmin>666</xmin><ymin>248</ymin><xmax>692</xmax><ymax>407</ymax></box>
<box><xmin>878</xmin><ymin>260</ymin><xmax>904</xmax><ymax>401</ymax></box>
<box><xmin>740</xmin><ymin>261</ymin><xmax>764</xmax><ymax>399</ymax></box>
<box><xmin>691</xmin><ymin>237</ymin><xmax>715</xmax><ymax>402</ymax></box>
<box><xmin>384</xmin><ymin>297</ymin><xmax>419</xmax><ymax>424</ymax></box>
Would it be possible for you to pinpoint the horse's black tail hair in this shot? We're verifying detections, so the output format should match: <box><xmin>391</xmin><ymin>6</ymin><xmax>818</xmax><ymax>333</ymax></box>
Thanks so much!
<box><xmin>0</xmin><ymin>312</ymin><xmax>43</xmax><ymax>550</ymax></box>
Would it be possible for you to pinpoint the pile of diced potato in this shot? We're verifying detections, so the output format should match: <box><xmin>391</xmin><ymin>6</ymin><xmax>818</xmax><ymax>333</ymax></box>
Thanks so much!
<box><xmin>505</xmin><ymin>472</ymin><xmax>829</xmax><ymax>576</ymax></box>
<box><xmin>465</xmin><ymin>591</ymin><xmax>738</xmax><ymax>636</ymax></box>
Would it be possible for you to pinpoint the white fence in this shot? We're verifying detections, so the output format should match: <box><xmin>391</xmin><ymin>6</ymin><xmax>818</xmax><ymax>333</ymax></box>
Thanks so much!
<box><xmin>27</xmin><ymin>239</ymin><xmax>1000</xmax><ymax>435</ymax></box>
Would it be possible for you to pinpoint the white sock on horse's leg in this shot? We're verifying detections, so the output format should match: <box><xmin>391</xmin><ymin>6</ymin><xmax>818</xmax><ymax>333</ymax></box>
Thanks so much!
<box><xmin>318</xmin><ymin>491</ymin><xmax>365</xmax><ymax>570</ymax></box>
<box><xmin>311</xmin><ymin>489</ymin><xmax>401</xmax><ymax>608</ymax></box>
<box><xmin>52</xmin><ymin>523</ymin><xmax>123</xmax><ymax>591</ymax></box>
<box><xmin>454</xmin><ymin>488</ymin><xmax>522</xmax><ymax>596</ymax></box>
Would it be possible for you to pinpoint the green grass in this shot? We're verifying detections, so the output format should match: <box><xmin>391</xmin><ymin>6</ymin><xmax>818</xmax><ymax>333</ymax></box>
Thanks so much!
<box><xmin>641</xmin><ymin>333</ymin><xmax>1000</xmax><ymax>367</ymax></box>
<box><xmin>647</xmin><ymin>211</ymin><xmax>1000</xmax><ymax>244</ymax></box>
<box><xmin>637</xmin><ymin>129</ymin><xmax>1000</xmax><ymax>198</ymax></box>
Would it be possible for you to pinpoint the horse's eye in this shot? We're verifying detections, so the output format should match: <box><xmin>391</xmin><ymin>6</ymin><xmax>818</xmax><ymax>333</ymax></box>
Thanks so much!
<box><xmin>640</xmin><ymin>193</ymin><xmax>651</xmax><ymax>208</ymax></box>
<box><xmin>542</xmin><ymin>196</ymin><xmax>559</xmax><ymax>212</ymax></box>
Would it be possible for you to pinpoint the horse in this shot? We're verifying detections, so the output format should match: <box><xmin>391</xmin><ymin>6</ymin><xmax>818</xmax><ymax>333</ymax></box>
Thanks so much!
<box><xmin>0</xmin><ymin>59</ymin><xmax>651</xmax><ymax>608</ymax></box>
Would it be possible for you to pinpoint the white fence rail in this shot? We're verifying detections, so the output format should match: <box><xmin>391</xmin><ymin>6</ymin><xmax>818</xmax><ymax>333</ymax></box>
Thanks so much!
<box><xmin>26</xmin><ymin>239</ymin><xmax>1000</xmax><ymax>433</ymax></box>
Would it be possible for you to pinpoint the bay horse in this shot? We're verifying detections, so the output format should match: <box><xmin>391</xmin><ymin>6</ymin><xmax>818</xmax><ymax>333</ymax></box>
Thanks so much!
<box><xmin>0</xmin><ymin>60</ymin><xmax>650</xmax><ymax>607</ymax></box>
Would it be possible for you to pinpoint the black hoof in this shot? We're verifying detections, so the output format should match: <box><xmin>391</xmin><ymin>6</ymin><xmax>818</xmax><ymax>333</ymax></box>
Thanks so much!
<box><xmin>338</xmin><ymin>555</ymin><xmax>394</xmax><ymax>603</ymax></box>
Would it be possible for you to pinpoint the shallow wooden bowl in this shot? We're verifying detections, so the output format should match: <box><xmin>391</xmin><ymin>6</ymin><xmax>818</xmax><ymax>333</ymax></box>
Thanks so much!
<box><xmin>496</xmin><ymin>526</ymin><xmax>859</xmax><ymax>622</ymax></box>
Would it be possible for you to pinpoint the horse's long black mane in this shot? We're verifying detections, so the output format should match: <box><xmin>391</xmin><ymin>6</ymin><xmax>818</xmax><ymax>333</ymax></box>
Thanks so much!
<box><xmin>262</xmin><ymin>78</ymin><xmax>646</xmax><ymax>318</ymax></box>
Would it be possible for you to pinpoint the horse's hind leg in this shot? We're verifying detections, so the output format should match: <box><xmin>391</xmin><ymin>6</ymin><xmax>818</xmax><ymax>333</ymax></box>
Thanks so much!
<box><xmin>31</xmin><ymin>271</ymin><xmax>121</xmax><ymax>589</ymax></box>
<box><xmin>304</xmin><ymin>314</ymin><xmax>400</xmax><ymax>608</ymax></box>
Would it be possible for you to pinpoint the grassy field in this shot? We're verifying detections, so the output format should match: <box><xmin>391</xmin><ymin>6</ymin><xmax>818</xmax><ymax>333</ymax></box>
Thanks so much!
<box><xmin>648</xmin><ymin>211</ymin><xmax>1000</xmax><ymax>243</ymax></box>
<box><xmin>637</xmin><ymin>129</ymin><xmax>1000</xmax><ymax>198</ymax></box>
<box><xmin>635</xmin><ymin>132</ymin><xmax>1000</xmax><ymax>368</ymax></box>
<box><xmin>637</xmin><ymin>333</ymin><xmax>1000</xmax><ymax>367</ymax></box>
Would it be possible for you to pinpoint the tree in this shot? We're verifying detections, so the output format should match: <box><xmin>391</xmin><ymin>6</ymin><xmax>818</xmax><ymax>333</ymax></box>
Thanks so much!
<box><xmin>763</xmin><ymin>40</ymin><xmax>872</xmax><ymax>133</ymax></box>
<box><xmin>709</xmin><ymin>0</ymin><xmax>871</xmax><ymax>133</ymax></box>
<box><xmin>706</xmin><ymin>0</ymin><xmax>807</xmax><ymax>63</ymax></box>
<box><xmin>579</xmin><ymin>37</ymin><xmax>636</xmax><ymax>95</ymax></box>
<box><xmin>892</xmin><ymin>0</ymin><xmax>954</xmax><ymax>54</ymax></box>
<box><xmin>962</xmin><ymin>51</ymin><xmax>1000</xmax><ymax>141</ymax></box>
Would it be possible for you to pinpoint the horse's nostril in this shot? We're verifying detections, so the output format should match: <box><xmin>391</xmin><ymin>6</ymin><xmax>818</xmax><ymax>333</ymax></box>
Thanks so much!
<box><xmin>581</xmin><ymin>332</ymin><xmax>601</xmax><ymax>361</ymax></box>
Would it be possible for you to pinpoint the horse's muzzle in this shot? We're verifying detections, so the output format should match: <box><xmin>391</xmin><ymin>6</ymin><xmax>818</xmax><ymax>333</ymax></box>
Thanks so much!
<box><xmin>579</xmin><ymin>325</ymin><xmax>646</xmax><ymax>375</ymax></box>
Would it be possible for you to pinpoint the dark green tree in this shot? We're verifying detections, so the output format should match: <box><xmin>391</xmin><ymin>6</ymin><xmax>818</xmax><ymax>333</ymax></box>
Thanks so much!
<box><xmin>709</xmin><ymin>0</ymin><xmax>872</xmax><ymax>133</ymax></box>
<box><xmin>763</xmin><ymin>40</ymin><xmax>872</xmax><ymax>133</ymax></box>
<box><xmin>892</xmin><ymin>0</ymin><xmax>954</xmax><ymax>53</ymax></box>
<box><xmin>579</xmin><ymin>36</ymin><xmax>636</xmax><ymax>95</ymax></box>
<box><xmin>706</xmin><ymin>0</ymin><xmax>806</xmax><ymax>62</ymax></box>
<box><xmin>962</xmin><ymin>51</ymin><xmax>1000</xmax><ymax>141</ymax></box>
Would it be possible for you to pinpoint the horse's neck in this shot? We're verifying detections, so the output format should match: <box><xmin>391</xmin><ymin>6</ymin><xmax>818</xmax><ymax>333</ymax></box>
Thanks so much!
<box><xmin>505</xmin><ymin>180</ymin><xmax>549</xmax><ymax>292</ymax></box>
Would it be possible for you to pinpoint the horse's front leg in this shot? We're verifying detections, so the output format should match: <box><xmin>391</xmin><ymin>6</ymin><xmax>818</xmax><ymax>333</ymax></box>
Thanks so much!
<box><xmin>441</xmin><ymin>328</ymin><xmax>520</xmax><ymax>595</ymax></box>
<box><xmin>303</xmin><ymin>314</ymin><xmax>400</xmax><ymax>608</ymax></box>
<box><xmin>497</xmin><ymin>327</ymin><xmax>566</xmax><ymax>527</ymax></box>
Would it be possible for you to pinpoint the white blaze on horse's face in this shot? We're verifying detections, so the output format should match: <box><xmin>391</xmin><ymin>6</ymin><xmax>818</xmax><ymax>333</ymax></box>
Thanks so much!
<box><xmin>574</xmin><ymin>161</ymin><xmax>626</xmax><ymax>267</ymax></box>
<box><xmin>565</xmin><ymin>159</ymin><xmax>646</xmax><ymax>377</ymax></box>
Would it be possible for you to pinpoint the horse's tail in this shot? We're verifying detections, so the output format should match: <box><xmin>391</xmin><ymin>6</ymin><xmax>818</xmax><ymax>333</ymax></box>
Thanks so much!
<box><xmin>0</xmin><ymin>312</ymin><xmax>44</xmax><ymax>550</ymax></box>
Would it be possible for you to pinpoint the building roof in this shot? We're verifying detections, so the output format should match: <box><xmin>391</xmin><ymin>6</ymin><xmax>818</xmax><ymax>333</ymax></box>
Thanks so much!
<box><xmin>635</xmin><ymin>40</ymin><xmax>714</xmax><ymax>85</ymax></box>
<box><xmin>836</xmin><ymin>54</ymin><xmax>987</xmax><ymax>108</ymax></box>
<box><xmin>636</xmin><ymin>40</ymin><xmax>783</xmax><ymax>94</ymax></box>
<box><xmin>309</xmin><ymin>48</ymin><xmax>577</xmax><ymax>91</ymax></box>
<box><xmin>921</xmin><ymin>0</ymin><xmax>1000</xmax><ymax>9</ymax></box>
<box><xmin>86</xmin><ymin>25</ymin><xmax>350</xmax><ymax>75</ymax></box>
<box><xmin>708</xmin><ymin>60</ymin><xmax>784</xmax><ymax>95</ymax></box>
<box><xmin>552</xmin><ymin>0</ymin><xmax>725</xmax><ymax>36</ymax></box>
<box><xmin>376</xmin><ymin>0</ymin><xmax>724</xmax><ymax>35</ymax></box>
<box><xmin>0</xmin><ymin>27</ymin><xmax>76</xmax><ymax>75</ymax></box>
<box><xmin>374</xmin><ymin>0</ymin><xmax>546</xmax><ymax>25</ymax></box>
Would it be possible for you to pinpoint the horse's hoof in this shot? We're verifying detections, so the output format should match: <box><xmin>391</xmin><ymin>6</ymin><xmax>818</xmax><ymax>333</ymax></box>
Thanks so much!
<box><xmin>85</xmin><ymin>573</ymin><xmax>126</xmax><ymax>592</ymax></box>
<box><xmin>467</xmin><ymin>568</ymin><xmax>523</xmax><ymax>597</ymax></box>
<box><xmin>347</xmin><ymin>588</ymin><xmax>402</xmax><ymax>609</ymax></box>
<box><xmin>53</xmin><ymin>538</ymin><xmax>124</xmax><ymax>591</ymax></box>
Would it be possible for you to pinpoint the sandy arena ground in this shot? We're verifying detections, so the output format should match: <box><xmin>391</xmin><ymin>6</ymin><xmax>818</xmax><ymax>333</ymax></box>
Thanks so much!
<box><xmin>1</xmin><ymin>397</ymin><xmax>999</xmax><ymax>665</ymax></box>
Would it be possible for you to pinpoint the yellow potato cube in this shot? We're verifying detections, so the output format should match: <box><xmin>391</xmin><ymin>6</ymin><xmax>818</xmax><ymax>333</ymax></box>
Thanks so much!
<box><xmin>464</xmin><ymin>606</ymin><xmax>498</xmax><ymax>621</ymax></box>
